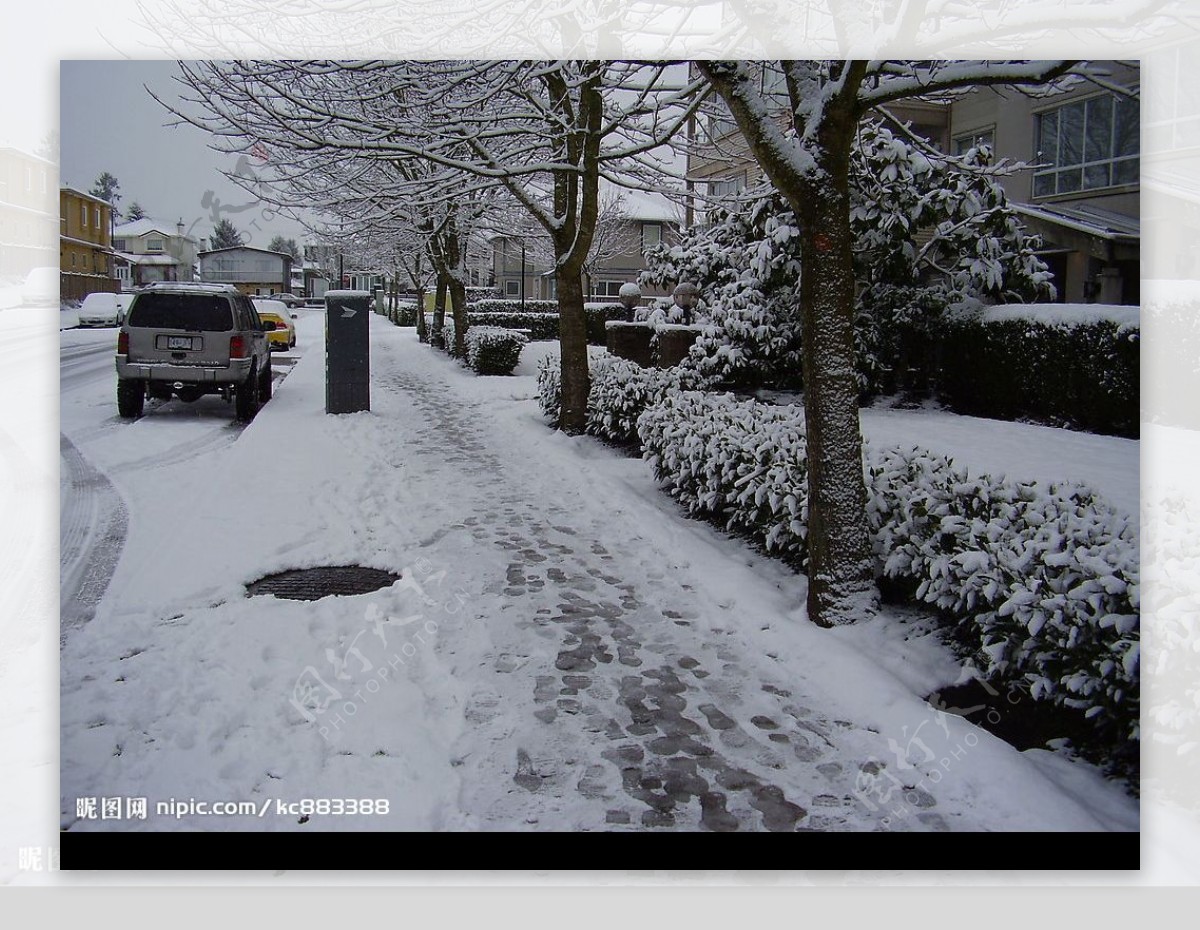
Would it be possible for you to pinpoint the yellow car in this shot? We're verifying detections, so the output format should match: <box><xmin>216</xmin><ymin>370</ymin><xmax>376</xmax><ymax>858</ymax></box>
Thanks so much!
<box><xmin>252</xmin><ymin>299</ymin><xmax>297</xmax><ymax>351</ymax></box>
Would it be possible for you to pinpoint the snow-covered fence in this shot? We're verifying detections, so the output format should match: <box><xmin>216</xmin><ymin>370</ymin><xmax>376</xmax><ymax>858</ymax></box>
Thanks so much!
<box><xmin>637</xmin><ymin>391</ymin><xmax>1139</xmax><ymax>776</ymax></box>
<box><xmin>465</xmin><ymin>326</ymin><xmax>527</xmax><ymax>375</ymax></box>
<box><xmin>937</xmin><ymin>302</ymin><xmax>1139</xmax><ymax>438</ymax></box>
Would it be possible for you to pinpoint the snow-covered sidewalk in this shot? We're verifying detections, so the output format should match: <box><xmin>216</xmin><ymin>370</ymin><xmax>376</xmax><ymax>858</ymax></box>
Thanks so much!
<box><xmin>60</xmin><ymin>317</ymin><xmax>1137</xmax><ymax>833</ymax></box>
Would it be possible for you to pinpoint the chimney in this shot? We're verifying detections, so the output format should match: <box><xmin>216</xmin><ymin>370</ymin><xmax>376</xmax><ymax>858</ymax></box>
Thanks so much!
<box><xmin>177</xmin><ymin>218</ymin><xmax>185</xmax><ymax>236</ymax></box>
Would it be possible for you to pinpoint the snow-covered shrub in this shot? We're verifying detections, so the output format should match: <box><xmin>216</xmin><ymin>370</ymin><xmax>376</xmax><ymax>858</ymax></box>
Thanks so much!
<box><xmin>470</xmin><ymin>298</ymin><xmax>559</xmax><ymax>315</ymax></box>
<box><xmin>536</xmin><ymin>355</ymin><xmax>560</xmax><ymax>421</ymax></box>
<box><xmin>641</xmin><ymin>122</ymin><xmax>1052</xmax><ymax>394</ymax></box>
<box><xmin>439</xmin><ymin>318</ymin><xmax>458</xmax><ymax>356</ymax></box>
<box><xmin>938</xmin><ymin>302</ymin><xmax>1139</xmax><ymax>437</ymax></box>
<box><xmin>465</xmin><ymin>326</ymin><xmax>527</xmax><ymax>375</ymax></box>
<box><xmin>586</xmin><ymin>355</ymin><xmax>714</xmax><ymax>445</ymax></box>
<box><xmin>534</xmin><ymin>351</ymin><xmax>714</xmax><ymax>442</ymax></box>
<box><xmin>465</xmin><ymin>285</ymin><xmax>501</xmax><ymax>304</ymax></box>
<box><xmin>868</xmin><ymin>446</ymin><xmax>1137</xmax><ymax>736</ymax></box>
<box><xmin>392</xmin><ymin>299</ymin><xmax>419</xmax><ymax>326</ymax></box>
<box><xmin>637</xmin><ymin>392</ymin><xmax>810</xmax><ymax>563</ymax></box>
<box><xmin>638</xmin><ymin>392</ymin><xmax>1139</xmax><ymax>773</ymax></box>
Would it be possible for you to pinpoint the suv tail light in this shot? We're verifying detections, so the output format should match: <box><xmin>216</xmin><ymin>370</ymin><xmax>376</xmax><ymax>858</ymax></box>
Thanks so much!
<box><xmin>117</xmin><ymin>331</ymin><xmax>129</xmax><ymax>355</ymax></box>
<box><xmin>229</xmin><ymin>334</ymin><xmax>247</xmax><ymax>358</ymax></box>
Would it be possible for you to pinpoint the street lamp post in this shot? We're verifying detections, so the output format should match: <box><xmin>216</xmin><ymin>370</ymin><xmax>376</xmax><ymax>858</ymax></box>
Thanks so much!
<box><xmin>520</xmin><ymin>237</ymin><xmax>526</xmax><ymax>312</ymax></box>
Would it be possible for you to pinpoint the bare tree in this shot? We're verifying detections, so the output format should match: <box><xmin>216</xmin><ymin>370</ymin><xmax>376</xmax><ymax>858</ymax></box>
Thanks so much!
<box><xmin>161</xmin><ymin>60</ymin><xmax>705</xmax><ymax>432</ymax></box>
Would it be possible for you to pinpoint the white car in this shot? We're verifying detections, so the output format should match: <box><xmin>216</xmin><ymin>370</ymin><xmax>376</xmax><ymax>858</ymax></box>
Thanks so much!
<box><xmin>77</xmin><ymin>292</ymin><xmax>124</xmax><ymax>327</ymax></box>
<box><xmin>21</xmin><ymin>267</ymin><xmax>58</xmax><ymax>307</ymax></box>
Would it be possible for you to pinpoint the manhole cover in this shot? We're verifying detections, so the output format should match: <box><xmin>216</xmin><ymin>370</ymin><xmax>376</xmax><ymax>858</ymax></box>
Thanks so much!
<box><xmin>246</xmin><ymin>565</ymin><xmax>402</xmax><ymax>601</ymax></box>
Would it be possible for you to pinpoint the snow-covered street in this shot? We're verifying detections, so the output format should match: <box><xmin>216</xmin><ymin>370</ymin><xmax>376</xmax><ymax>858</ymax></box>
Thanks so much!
<box><xmin>58</xmin><ymin>311</ymin><xmax>1138</xmax><ymax>833</ymax></box>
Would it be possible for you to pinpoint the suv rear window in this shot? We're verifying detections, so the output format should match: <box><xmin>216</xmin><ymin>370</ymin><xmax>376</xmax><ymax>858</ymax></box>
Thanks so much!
<box><xmin>127</xmin><ymin>293</ymin><xmax>234</xmax><ymax>332</ymax></box>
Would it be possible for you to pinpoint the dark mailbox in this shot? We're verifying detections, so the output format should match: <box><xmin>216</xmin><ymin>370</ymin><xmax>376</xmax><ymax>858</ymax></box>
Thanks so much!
<box><xmin>325</xmin><ymin>290</ymin><xmax>371</xmax><ymax>414</ymax></box>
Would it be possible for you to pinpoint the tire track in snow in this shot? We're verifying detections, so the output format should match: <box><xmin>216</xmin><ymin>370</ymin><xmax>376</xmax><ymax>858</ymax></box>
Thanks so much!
<box><xmin>59</xmin><ymin>433</ymin><xmax>128</xmax><ymax>644</ymax></box>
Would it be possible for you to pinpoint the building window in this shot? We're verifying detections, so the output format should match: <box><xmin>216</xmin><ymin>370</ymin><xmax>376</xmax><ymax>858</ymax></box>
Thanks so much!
<box><xmin>94</xmin><ymin>206</ymin><xmax>101</xmax><ymax>228</ymax></box>
<box><xmin>505</xmin><ymin>279</ymin><xmax>520</xmax><ymax>297</ymax></box>
<box><xmin>703</xmin><ymin>98</ymin><xmax>737</xmax><ymax>142</ymax></box>
<box><xmin>113</xmin><ymin>238</ymin><xmax>127</xmax><ymax>252</ymax></box>
<box><xmin>708</xmin><ymin>174</ymin><xmax>746</xmax><ymax>199</ymax></box>
<box><xmin>641</xmin><ymin>223</ymin><xmax>662</xmax><ymax>253</ymax></box>
<box><xmin>40</xmin><ymin>170</ymin><xmax>46</xmax><ymax>194</ymax></box>
<box><xmin>81</xmin><ymin>204</ymin><xmax>88</xmax><ymax>227</ymax></box>
<box><xmin>26</xmin><ymin>167</ymin><xmax>32</xmax><ymax>191</ymax></box>
<box><xmin>953</xmin><ymin>128</ymin><xmax>995</xmax><ymax>156</ymax></box>
<box><xmin>71</xmin><ymin>252</ymin><xmax>76</xmax><ymax>268</ymax></box>
<box><xmin>1034</xmin><ymin>92</ymin><xmax>1139</xmax><ymax>197</ymax></box>
<box><xmin>760</xmin><ymin>63</ymin><xmax>788</xmax><ymax>103</ymax></box>
<box><xmin>595</xmin><ymin>280</ymin><xmax>623</xmax><ymax>298</ymax></box>
<box><xmin>147</xmin><ymin>238</ymin><xmax>164</xmax><ymax>252</ymax></box>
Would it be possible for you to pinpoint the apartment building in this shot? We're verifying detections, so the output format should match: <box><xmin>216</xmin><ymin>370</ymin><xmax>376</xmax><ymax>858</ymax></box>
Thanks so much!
<box><xmin>688</xmin><ymin>62</ymin><xmax>1140</xmax><ymax>306</ymax></box>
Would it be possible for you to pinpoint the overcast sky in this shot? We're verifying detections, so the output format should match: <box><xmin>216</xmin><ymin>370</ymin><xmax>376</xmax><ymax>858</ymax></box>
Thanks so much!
<box><xmin>59</xmin><ymin>61</ymin><xmax>311</xmax><ymax>248</ymax></box>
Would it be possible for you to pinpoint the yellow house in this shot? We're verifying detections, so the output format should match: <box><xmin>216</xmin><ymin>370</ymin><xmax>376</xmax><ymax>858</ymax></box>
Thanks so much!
<box><xmin>60</xmin><ymin>186</ymin><xmax>117</xmax><ymax>299</ymax></box>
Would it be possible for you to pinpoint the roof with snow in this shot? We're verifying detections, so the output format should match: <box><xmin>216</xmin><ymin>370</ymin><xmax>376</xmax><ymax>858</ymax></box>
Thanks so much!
<box><xmin>114</xmin><ymin>218</ymin><xmax>199</xmax><ymax>242</ymax></box>
<box><xmin>60</xmin><ymin>186</ymin><xmax>113</xmax><ymax>208</ymax></box>
<box><xmin>1014</xmin><ymin>202</ymin><xmax>1139</xmax><ymax>243</ymax></box>
<box><xmin>620</xmin><ymin>189</ymin><xmax>684</xmax><ymax>223</ymax></box>
<box><xmin>115</xmin><ymin>251</ymin><xmax>181</xmax><ymax>267</ymax></box>
<box><xmin>197</xmin><ymin>246</ymin><xmax>294</xmax><ymax>259</ymax></box>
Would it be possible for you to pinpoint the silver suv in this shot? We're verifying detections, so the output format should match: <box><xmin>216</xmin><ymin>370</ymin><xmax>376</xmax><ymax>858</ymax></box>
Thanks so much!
<box><xmin>115</xmin><ymin>282</ymin><xmax>276</xmax><ymax>421</ymax></box>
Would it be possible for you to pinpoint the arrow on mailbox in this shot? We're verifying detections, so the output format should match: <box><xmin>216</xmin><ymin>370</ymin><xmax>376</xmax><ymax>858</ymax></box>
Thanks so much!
<box><xmin>341</xmin><ymin>307</ymin><xmax>357</xmax><ymax>318</ymax></box>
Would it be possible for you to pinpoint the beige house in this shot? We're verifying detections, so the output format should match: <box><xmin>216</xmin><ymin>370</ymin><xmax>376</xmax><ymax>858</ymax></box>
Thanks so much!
<box><xmin>687</xmin><ymin>61</ymin><xmax>1140</xmax><ymax>306</ymax></box>
<box><xmin>112</xmin><ymin>218</ymin><xmax>200</xmax><ymax>288</ymax></box>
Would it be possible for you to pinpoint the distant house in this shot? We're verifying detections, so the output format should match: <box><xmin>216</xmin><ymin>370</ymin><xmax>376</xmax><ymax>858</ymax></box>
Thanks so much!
<box><xmin>0</xmin><ymin>146</ymin><xmax>57</xmax><ymax>281</ymax></box>
<box><xmin>60</xmin><ymin>186</ymin><xmax>117</xmax><ymax>300</ymax></box>
<box><xmin>112</xmin><ymin>218</ymin><xmax>200</xmax><ymax>289</ymax></box>
<box><xmin>489</xmin><ymin>189</ymin><xmax>682</xmax><ymax>303</ymax></box>
<box><xmin>197</xmin><ymin>245</ymin><xmax>293</xmax><ymax>296</ymax></box>
<box><xmin>291</xmin><ymin>258</ymin><xmax>329</xmax><ymax>298</ymax></box>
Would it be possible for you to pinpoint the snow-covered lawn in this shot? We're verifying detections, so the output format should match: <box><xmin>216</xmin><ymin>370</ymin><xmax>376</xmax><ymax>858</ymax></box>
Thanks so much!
<box><xmin>58</xmin><ymin>318</ymin><xmax>1138</xmax><ymax>835</ymax></box>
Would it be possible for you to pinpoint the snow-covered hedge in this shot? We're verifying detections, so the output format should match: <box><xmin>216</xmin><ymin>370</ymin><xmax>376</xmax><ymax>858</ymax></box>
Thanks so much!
<box><xmin>468</xmin><ymin>311</ymin><xmax>559</xmax><ymax>340</ymax></box>
<box><xmin>470</xmin><ymin>298</ymin><xmax>559</xmax><ymax>315</ymax></box>
<box><xmin>465</xmin><ymin>285</ymin><xmax>501</xmax><ymax>304</ymax></box>
<box><xmin>465</xmin><ymin>326</ymin><xmax>527</xmax><ymax>375</ymax></box>
<box><xmin>535</xmin><ymin>352</ymin><xmax>714</xmax><ymax>444</ymax></box>
<box><xmin>937</xmin><ymin>302</ymin><xmax>1139</xmax><ymax>438</ymax></box>
<box><xmin>536</xmin><ymin>356</ymin><xmax>562</xmax><ymax>422</ymax></box>
<box><xmin>463</xmin><ymin>305</ymin><xmax>627</xmax><ymax>344</ymax></box>
<box><xmin>637</xmin><ymin>392</ymin><xmax>1139</xmax><ymax>772</ymax></box>
<box><xmin>587</xmin><ymin>355</ymin><xmax>713</xmax><ymax>444</ymax></box>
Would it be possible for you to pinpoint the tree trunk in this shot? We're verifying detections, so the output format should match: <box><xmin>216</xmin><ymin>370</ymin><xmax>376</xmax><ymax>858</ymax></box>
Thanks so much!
<box><xmin>432</xmin><ymin>277</ymin><xmax>447</xmax><ymax>348</ymax></box>
<box><xmin>448</xmin><ymin>276</ymin><xmax>468</xmax><ymax>358</ymax></box>
<box><xmin>415</xmin><ymin>285</ymin><xmax>428</xmax><ymax>341</ymax></box>
<box><xmin>788</xmin><ymin>118</ymin><xmax>878</xmax><ymax>628</ymax></box>
<box><xmin>556</xmin><ymin>262</ymin><xmax>589</xmax><ymax>434</ymax></box>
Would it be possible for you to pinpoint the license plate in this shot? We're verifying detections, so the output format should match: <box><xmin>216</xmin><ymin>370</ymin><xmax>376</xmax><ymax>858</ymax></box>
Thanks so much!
<box><xmin>166</xmin><ymin>336</ymin><xmax>194</xmax><ymax>350</ymax></box>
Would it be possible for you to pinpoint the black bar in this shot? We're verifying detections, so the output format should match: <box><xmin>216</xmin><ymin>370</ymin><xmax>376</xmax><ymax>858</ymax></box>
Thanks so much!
<box><xmin>60</xmin><ymin>829</ymin><xmax>1139</xmax><ymax>872</ymax></box>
